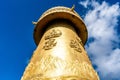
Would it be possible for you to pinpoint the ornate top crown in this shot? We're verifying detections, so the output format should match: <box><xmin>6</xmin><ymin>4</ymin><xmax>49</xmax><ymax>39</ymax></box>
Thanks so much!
<box><xmin>33</xmin><ymin>6</ymin><xmax>88</xmax><ymax>45</ymax></box>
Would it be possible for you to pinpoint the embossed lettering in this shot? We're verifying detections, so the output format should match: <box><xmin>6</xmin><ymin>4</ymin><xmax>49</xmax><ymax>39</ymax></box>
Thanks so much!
<box><xmin>43</xmin><ymin>39</ymin><xmax>57</xmax><ymax>50</ymax></box>
<box><xmin>43</xmin><ymin>29</ymin><xmax>62</xmax><ymax>50</ymax></box>
<box><xmin>45</xmin><ymin>29</ymin><xmax>62</xmax><ymax>40</ymax></box>
<box><xmin>70</xmin><ymin>39</ymin><xmax>82</xmax><ymax>53</ymax></box>
<box><xmin>76</xmin><ymin>37</ymin><xmax>83</xmax><ymax>46</ymax></box>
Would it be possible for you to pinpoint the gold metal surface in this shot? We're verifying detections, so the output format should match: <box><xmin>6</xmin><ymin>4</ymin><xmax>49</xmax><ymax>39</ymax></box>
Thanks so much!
<box><xmin>21</xmin><ymin>6</ymin><xmax>99</xmax><ymax>80</ymax></box>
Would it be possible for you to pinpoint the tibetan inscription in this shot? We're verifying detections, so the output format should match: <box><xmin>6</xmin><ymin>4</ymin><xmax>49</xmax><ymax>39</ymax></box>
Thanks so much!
<box><xmin>43</xmin><ymin>39</ymin><xmax>57</xmax><ymax>50</ymax></box>
<box><xmin>44</xmin><ymin>29</ymin><xmax>62</xmax><ymax>40</ymax></box>
<box><xmin>70</xmin><ymin>39</ymin><xmax>82</xmax><ymax>53</ymax></box>
<box><xmin>43</xmin><ymin>29</ymin><xmax>62</xmax><ymax>50</ymax></box>
<box><xmin>76</xmin><ymin>37</ymin><xmax>83</xmax><ymax>47</ymax></box>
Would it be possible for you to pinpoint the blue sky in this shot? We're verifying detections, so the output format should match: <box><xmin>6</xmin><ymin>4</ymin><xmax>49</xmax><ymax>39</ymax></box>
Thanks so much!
<box><xmin>0</xmin><ymin>0</ymin><xmax>120</xmax><ymax>80</ymax></box>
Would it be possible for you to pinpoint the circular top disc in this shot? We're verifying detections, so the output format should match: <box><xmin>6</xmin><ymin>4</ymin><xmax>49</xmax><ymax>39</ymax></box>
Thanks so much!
<box><xmin>33</xmin><ymin>6</ymin><xmax>88</xmax><ymax>45</ymax></box>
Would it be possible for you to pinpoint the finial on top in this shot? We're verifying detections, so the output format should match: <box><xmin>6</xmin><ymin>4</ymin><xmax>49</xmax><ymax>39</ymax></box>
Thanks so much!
<box><xmin>71</xmin><ymin>5</ymin><xmax>75</xmax><ymax>11</ymax></box>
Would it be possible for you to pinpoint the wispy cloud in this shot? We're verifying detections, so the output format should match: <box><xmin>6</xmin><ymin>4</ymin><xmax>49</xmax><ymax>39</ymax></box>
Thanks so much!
<box><xmin>79</xmin><ymin>0</ymin><xmax>120</xmax><ymax>80</ymax></box>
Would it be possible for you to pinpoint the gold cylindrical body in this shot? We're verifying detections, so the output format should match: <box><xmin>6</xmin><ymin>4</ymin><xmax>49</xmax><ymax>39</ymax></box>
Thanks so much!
<box><xmin>21</xmin><ymin>20</ymin><xmax>99</xmax><ymax>80</ymax></box>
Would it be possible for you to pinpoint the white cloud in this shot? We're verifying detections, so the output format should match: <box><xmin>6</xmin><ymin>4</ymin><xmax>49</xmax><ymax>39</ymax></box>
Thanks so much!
<box><xmin>79</xmin><ymin>0</ymin><xmax>99</xmax><ymax>9</ymax></box>
<box><xmin>80</xmin><ymin>0</ymin><xmax>120</xmax><ymax>80</ymax></box>
<box><xmin>79</xmin><ymin>0</ymin><xmax>89</xmax><ymax>8</ymax></box>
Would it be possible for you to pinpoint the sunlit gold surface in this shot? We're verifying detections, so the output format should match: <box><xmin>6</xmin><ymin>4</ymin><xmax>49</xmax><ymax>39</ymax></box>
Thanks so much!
<box><xmin>21</xmin><ymin>6</ymin><xmax>99</xmax><ymax>80</ymax></box>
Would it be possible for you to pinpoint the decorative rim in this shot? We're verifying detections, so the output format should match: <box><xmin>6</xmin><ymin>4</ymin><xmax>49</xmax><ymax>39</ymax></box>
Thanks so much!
<box><xmin>33</xmin><ymin>6</ymin><xmax>88</xmax><ymax>45</ymax></box>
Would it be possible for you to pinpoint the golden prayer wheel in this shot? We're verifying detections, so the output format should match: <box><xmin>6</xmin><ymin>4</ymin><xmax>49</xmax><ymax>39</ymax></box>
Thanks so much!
<box><xmin>21</xmin><ymin>6</ymin><xmax>99</xmax><ymax>80</ymax></box>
